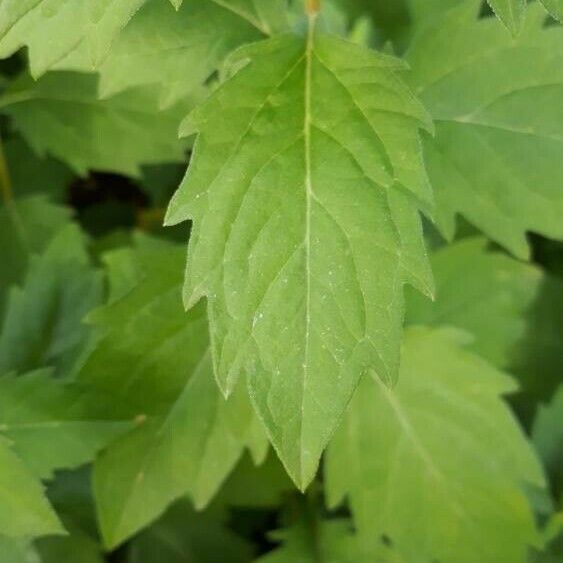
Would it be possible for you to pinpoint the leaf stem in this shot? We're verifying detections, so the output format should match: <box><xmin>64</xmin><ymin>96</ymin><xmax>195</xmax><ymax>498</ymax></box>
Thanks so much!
<box><xmin>305</xmin><ymin>0</ymin><xmax>320</xmax><ymax>16</ymax></box>
<box><xmin>0</xmin><ymin>134</ymin><xmax>14</xmax><ymax>204</ymax></box>
<box><xmin>0</xmin><ymin>133</ymin><xmax>28</xmax><ymax>250</ymax></box>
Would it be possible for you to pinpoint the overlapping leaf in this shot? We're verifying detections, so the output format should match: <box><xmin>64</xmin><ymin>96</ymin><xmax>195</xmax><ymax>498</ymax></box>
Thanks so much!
<box><xmin>406</xmin><ymin>237</ymin><xmax>543</xmax><ymax>367</ymax></box>
<box><xmin>0</xmin><ymin>196</ymin><xmax>71</xmax><ymax>309</ymax></box>
<box><xmin>326</xmin><ymin>327</ymin><xmax>544</xmax><ymax>563</ymax></box>
<box><xmin>407</xmin><ymin>1</ymin><xmax>563</xmax><ymax>258</ymax></box>
<box><xmin>166</xmin><ymin>22</ymin><xmax>434</xmax><ymax>489</ymax></box>
<box><xmin>0</xmin><ymin>437</ymin><xmax>63</xmax><ymax>538</ymax></box>
<box><xmin>57</xmin><ymin>0</ymin><xmax>287</xmax><ymax>108</ymax></box>
<box><xmin>487</xmin><ymin>0</ymin><xmax>526</xmax><ymax>35</ymax></box>
<box><xmin>0</xmin><ymin>72</ymin><xmax>188</xmax><ymax>176</ymax></box>
<box><xmin>256</xmin><ymin>518</ymin><xmax>373</xmax><ymax>563</ymax></box>
<box><xmin>0</xmin><ymin>370</ymin><xmax>129</xmax><ymax>479</ymax></box>
<box><xmin>533</xmin><ymin>386</ymin><xmax>563</xmax><ymax>501</ymax></box>
<box><xmin>0</xmin><ymin>0</ymin><xmax>179</xmax><ymax>77</ymax></box>
<box><xmin>0</xmin><ymin>224</ymin><xmax>102</xmax><ymax>377</ymax></box>
<box><xmin>77</xmin><ymin>237</ymin><xmax>266</xmax><ymax>548</ymax></box>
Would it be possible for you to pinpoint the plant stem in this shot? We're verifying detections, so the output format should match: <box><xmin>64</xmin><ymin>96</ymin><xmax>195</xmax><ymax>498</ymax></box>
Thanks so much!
<box><xmin>0</xmin><ymin>133</ymin><xmax>28</xmax><ymax>250</ymax></box>
<box><xmin>305</xmin><ymin>0</ymin><xmax>320</xmax><ymax>16</ymax></box>
<box><xmin>0</xmin><ymin>134</ymin><xmax>14</xmax><ymax>205</ymax></box>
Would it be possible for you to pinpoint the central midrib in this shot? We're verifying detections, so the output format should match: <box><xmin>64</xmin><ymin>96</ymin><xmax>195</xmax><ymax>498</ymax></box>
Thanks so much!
<box><xmin>301</xmin><ymin>12</ymin><xmax>316</xmax><ymax>485</ymax></box>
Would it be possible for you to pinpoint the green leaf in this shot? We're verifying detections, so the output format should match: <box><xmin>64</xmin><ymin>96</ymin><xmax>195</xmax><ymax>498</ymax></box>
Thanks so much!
<box><xmin>36</xmin><ymin>530</ymin><xmax>105</xmax><ymax>563</ymax></box>
<box><xmin>0</xmin><ymin>0</ymin><xmax>179</xmax><ymax>77</ymax></box>
<box><xmin>407</xmin><ymin>1</ymin><xmax>563</xmax><ymax>258</ymax></box>
<box><xmin>0</xmin><ymin>437</ymin><xmax>63</xmax><ymax>538</ymax></box>
<box><xmin>0</xmin><ymin>196</ymin><xmax>71</xmax><ymax>311</ymax></box>
<box><xmin>0</xmin><ymin>72</ymin><xmax>188</xmax><ymax>177</ymax></box>
<box><xmin>3</xmin><ymin>137</ymin><xmax>72</xmax><ymax>202</ymax></box>
<box><xmin>533</xmin><ymin>386</ymin><xmax>563</xmax><ymax>501</ymax></box>
<box><xmin>540</xmin><ymin>0</ymin><xmax>563</xmax><ymax>20</ymax></box>
<box><xmin>255</xmin><ymin>515</ymin><xmax>387</xmax><ymax>563</ymax></box>
<box><xmin>58</xmin><ymin>0</ymin><xmax>287</xmax><ymax>108</ymax></box>
<box><xmin>326</xmin><ymin>327</ymin><xmax>544</xmax><ymax>563</ymax></box>
<box><xmin>128</xmin><ymin>500</ymin><xmax>253</xmax><ymax>563</ymax></box>
<box><xmin>166</xmin><ymin>23</ymin><xmax>434</xmax><ymax>489</ymax></box>
<box><xmin>0</xmin><ymin>224</ymin><xmax>103</xmax><ymax>377</ymax></box>
<box><xmin>0</xmin><ymin>370</ymin><xmax>130</xmax><ymax>479</ymax></box>
<box><xmin>406</xmin><ymin>237</ymin><xmax>543</xmax><ymax>368</ymax></box>
<box><xmin>0</xmin><ymin>537</ymin><xmax>39</xmax><ymax>563</ymax></box>
<box><xmin>78</xmin><ymin>238</ymin><xmax>264</xmax><ymax>548</ymax></box>
<box><xmin>487</xmin><ymin>0</ymin><xmax>526</xmax><ymax>35</ymax></box>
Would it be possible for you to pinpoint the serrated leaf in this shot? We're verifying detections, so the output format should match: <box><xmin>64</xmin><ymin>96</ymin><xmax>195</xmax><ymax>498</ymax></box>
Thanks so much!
<box><xmin>57</xmin><ymin>0</ymin><xmax>287</xmax><ymax>108</ymax></box>
<box><xmin>255</xmin><ymin>515</ymin><xmax>395</xmax><ymax>563</ymax></box>
<box><xmin>407</xmin><ymin>1</ymin><xmax>563</xmax><ymax>258</ymax></box>
<box><xmin>326</xmin><ymin>327</ymin><xmax>544</xmax><ymax>563</ymax></box>
<box><xmin>0</xmin><ymin>196</ymin><xmax>71</xmax><ymax>310</ymax></box>
<box><xmin>0</xmin><ymin>0</ymin><xmax>179</xmax><ymax>77</ymax></box>
<box><xmin>0</xmin><ymin>224</ymin><xmax>103</xmax><ymax>377</ymax></box>
<box><xmin>0</xmin><ymin>72</ymin><xmax>188</xmax><ymax>177</ymax></box>
<box><xmin>0</xmin><ymin>437</ymin><xmax>63</xmax><ymax>538</ymax></box>
<box><xmin>488</xmin><ymin>0</ymin><xmax>526</xmax><ymax>35</ymax></box>
<box><xmin>128</xmin><ymin>500</ymin><xmax>253</xmax><ymax>563</ymax></box>
<box><xmin>78</xmin><ymin>238</ymin><xmax>264</xmax><ymax>548</ymax></box>
<box><xmin>166</xmin><ymin>23</ymin><xmax>434</xmax><ymax>489</ymax></box>
<box><xmin>406</xmin><ymin>237</ymin><xmax>543</xmax><ymax>367</ymax></box>
<box><xmin>0</xmin><ymin>370</ymin><xmax>130</xmax><ymax>479</ymax></box>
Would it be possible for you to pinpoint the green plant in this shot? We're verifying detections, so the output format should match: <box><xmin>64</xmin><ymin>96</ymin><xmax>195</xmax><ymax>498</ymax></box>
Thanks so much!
<box><xmin>0</xmin><ymin>0</ymin><xmax>562</xmax><ymax>561</ymax></box>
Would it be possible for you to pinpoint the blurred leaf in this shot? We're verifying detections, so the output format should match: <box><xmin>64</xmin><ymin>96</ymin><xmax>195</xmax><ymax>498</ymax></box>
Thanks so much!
<box><xmin>0</xmin><ymin>72</ymin><xmax>188</xmax><ymax>177</ymax></box>
<box><xmin>58</xmin><ymin>0</ymin><xmax>285</xmax><ymax>108</ymax></box>
<box><xmin>0</xmin><ymin>370</ymin><xmax>131</xmax><ymax>479</ymax></box>
<box><xmin>406</xmin><ymin>237</ymin><xmax>543</xmax><ymax>368</ymax></box>
<box><xmin>77</xmin><ymin>237</ymin><xmax>262</xmax><ymax>548</ymax></box>
<box><xmin>3</xmin><ymin>137</ymin><xmax>73</xmax><ymax>201</ymax></box>
<box><xmin>0</xmin><ymin>196</ymin><xmax>71</xmax><ymax>309</ymax></box>
<box><xmin>326</xmin><ymin>327</ymin><xmax>544</xmax><ymax>563</ymax></box>
<box><xmin>0</xmin><ymin>224</ymin><xmax>103</xmax><ymax>377</ymax></box>
<box><xmin>407</xmin><ymin>1</ymin><xmax>563</xmax><ymax>258</ymax></box>
<box><xmin>256</xmin><ymin>517</ymin><xmax>375</xmax><ymax>563</ymax></box>
<box><xmin>128</xmin><ymin>500</ymin><xmax>253</xmax><ymax>563</ymax></box>
<box><xmin>533</xmin><ymin>387</ymin><xmax>563</xmax><ymax>501</ymax></box>
<box><xmin>0</xmin><ymin>437</ymin><xmax>63</xmax><ymax>538</ymax></box>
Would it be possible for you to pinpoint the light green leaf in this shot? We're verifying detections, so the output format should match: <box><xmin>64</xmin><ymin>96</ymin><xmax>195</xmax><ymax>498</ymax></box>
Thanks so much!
<box><xmin>540</xmin><ymin>0</ymin><xmax>563</xmax><ymax>20</ymax></box>
<box><xmin>407</xmin><ymin>1</ymin><xmax>563</xmax><ymax>258</ymax></box>
<box><xmin>166</xmin><ymin>23</ymin><xmax>434</xmax><ymax>489</ymax></box>
<box><xmin>326</xmin><ymin>327</ymin><xmax>544</xmax><ymax>563</ymax></box>
<box><xmin>0</xmin><ymin>224</ymin><xmax>102</xmax><ymax>377</ymax></box>
<box><xmin>0</xmin><ymin>0</ymin><xmax>179</xmax><ymax>77</ymax></box>
<box><xmin>488</xmin><ymin>0</ymin><xmax>526</xmax><ymax>35</ymax></box>
<box><xmin>0</xmin><ymin>370</ymin><xmax>130</xmax><ymax>479</ymax></box>
<box><xmin>78</xmin><ymin>238</ymin><xmax>263</xmax><ymax>548</ymax></box>
<box><xmin>0</xmin><ymin>72</ymin><xmax>188</xmax><ymax>177</ymax></box>
<box><xmin>406</xmin><ymin>237</ymin><xmax>543</xmax><ymax>368</ymax></box>
<box><xmin>58</xmin><ymin>0</ymin><xmax>287</xmax><ymax>108</ymax></box>
<box><xmin>128</xmin><ymin>500</ymin><xmax>253</xmax><ymax>563</ymax></box>
<box><xmin>0</xmin><ymin>537</ymin><xmax>39</xmax><ymax>563</ymax></box>
<box><xmin>0</xmin><ymin>437</ymin><xmax>63</xmax><ymax>538</ymax></box>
